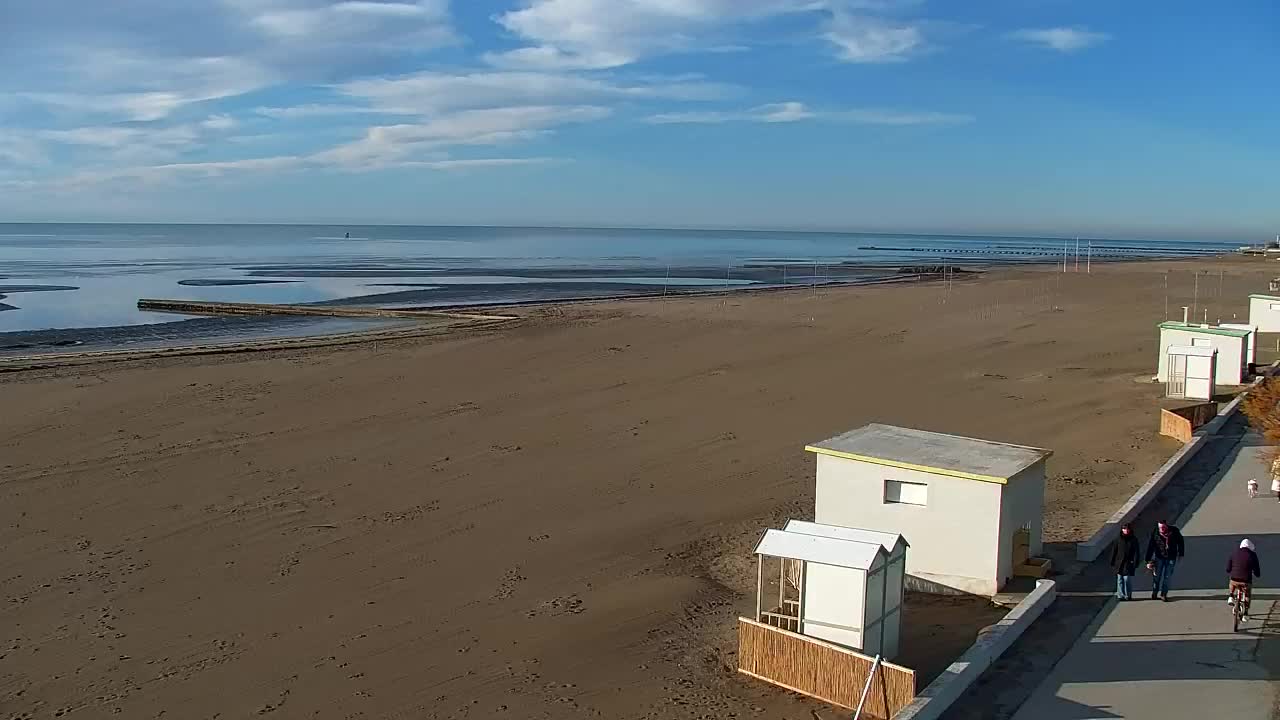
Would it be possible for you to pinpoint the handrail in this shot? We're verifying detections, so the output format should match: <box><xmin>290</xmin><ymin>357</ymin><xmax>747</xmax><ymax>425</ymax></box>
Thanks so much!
<box><xmin>853</xmin><ymin>654</ymin><xmax>882</xmax><ymax>720</ymax></box>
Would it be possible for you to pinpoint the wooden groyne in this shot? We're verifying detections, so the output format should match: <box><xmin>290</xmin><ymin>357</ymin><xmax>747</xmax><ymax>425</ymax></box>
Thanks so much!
<box><xmin>137</xmin><ymin>299</ymin><xmax>515</xmax><ymax>322</ymax></box>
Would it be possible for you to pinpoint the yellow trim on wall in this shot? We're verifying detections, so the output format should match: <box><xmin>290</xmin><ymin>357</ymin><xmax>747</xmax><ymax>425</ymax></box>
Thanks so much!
<box><xmin>804</xmin><ymin>445</ymin><xmax>1010</xmax><ymax>484</ymax></box>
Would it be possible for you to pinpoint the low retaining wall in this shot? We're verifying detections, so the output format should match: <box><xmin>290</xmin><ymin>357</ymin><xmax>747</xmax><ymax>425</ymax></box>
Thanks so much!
<box><xmin>1076</xmin><ymin>388</ymin><xmax>1250</xmax><ymax>562</ymax></box>
<box><xmin>1159</xmin><ymin>402</ymin><xmax>1217</xmax><ymax>442</ymax></box>
<box><xmin>737</xmin><ymin>618</ymin><xmax>915</xmax><ymax>719</ymax></box>
<box><xmin>892</xmin><ymin>579</ymin><xmax>1056</xmax><ymax>720</ymax></box>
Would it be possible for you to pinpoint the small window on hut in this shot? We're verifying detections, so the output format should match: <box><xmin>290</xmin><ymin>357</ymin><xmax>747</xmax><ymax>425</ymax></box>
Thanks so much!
<box><xmin>884</xmin><ymin>479</ymin><xmax>928</xmax><ymax>506</ymax></box>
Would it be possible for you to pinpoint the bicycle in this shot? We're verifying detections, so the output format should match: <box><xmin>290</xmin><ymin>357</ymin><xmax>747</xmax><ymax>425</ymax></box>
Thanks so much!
<box><xmin>1230</xmin><ymin>583</ymin><xmax>1251</xmax><ymax>632</ymax></box>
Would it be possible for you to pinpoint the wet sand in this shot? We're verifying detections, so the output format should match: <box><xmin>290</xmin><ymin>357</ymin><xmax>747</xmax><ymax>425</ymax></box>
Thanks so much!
<box><xmin>0</xmin><ymin>256</ymin><xmax>1271</xmax><ymax>719</ymax></box>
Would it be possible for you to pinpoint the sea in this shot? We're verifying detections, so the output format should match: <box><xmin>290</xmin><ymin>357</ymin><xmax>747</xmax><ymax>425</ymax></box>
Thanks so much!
<box><xmin>0</xmin><ymin>224</ymin><xmax>1238</xmax><ymax>357</ymax></box>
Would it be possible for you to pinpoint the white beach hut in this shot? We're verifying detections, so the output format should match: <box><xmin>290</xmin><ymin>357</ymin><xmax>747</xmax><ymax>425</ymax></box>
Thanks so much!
<box><xmin>1249</xmin><ymin>294</ymin><xmax>1280</xmax><ymax>332</ymax></box>
<box><xmin>1164</xmin><ymin>345</ymin><xmax>1216</xmax><ymax>401</ymax></box>
<box><xmin>751</xmin><ymin>524</ymin><xmax>903</xmax><ymax>659</ymax></box>
<box><xmin>782</xmin><ymin>520</ymin><xmax>907</xmax><ymax>658</ymax></box>
<box><xmin>807</xmin><ymin>424</ymin><xmax>1051</xmax><ymax>596</ymax></box>
<box><xmin>1156</xmin><ymin>321</ymin><xmax>1249</xmax><ymax>386</ymax></box>
<box><xmin>1218</xmin><ymin>323</ymin><xmax>1258</xmax><ymax>366</ymax></box>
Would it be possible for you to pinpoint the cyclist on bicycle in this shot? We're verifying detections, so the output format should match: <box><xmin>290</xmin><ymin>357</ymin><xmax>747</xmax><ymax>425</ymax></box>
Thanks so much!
<box><xmin>1226</xmin><ymin>538</ymin><xmax>1261</xmax><ymax>622</ymax></box>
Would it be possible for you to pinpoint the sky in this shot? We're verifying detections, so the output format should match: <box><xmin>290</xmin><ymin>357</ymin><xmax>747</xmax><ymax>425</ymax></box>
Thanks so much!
<box><xmin>0</xmin><ymin>0</ymin><xmax>1277</xmax><ymax>239</ymax></box>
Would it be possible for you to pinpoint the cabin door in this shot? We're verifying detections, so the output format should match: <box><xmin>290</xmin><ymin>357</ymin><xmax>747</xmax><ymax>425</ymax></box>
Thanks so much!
<box><xmin>1167</xmin><ymin>353</ymin><xmax>1187</xmax><ymax>398</ymax></box>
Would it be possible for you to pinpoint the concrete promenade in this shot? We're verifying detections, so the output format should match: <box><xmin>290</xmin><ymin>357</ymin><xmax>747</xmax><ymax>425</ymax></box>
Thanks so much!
<box><xmin>1010</xmin><ymin>431</ymin><xmax>1280</xmax><ymax>719</ymax></box>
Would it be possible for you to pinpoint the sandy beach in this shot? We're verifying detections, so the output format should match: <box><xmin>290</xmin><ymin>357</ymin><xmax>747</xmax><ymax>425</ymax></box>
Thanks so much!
<box><xmin>1</xmin><ymin>256</ymin><xmax>1272</xmax><ymax>719</ymax></box>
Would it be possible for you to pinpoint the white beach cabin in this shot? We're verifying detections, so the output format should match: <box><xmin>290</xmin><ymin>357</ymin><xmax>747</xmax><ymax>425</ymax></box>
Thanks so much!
<box><xmin>1249</xmin><ymin>294</ymin><xmax>1280</xmax><ymax>332</ymax></box>
<box><xmin>751</xmin><ymin>524</ymin><xmax>903</xmax><ymax>659</ymax></box>
<box><xmin>807</xmin><ymin>424</ymin><xmax>1051</xmax><ymax>597</ymax></box>
<box><xmin>1164</xmin><ymin>345</ymin><xmax>1216</xmax><ymax>401</ymax></box>
<box><xmin>1219</xmin><ymin>323</ymin><xmax>1258</xmax><ymax>366</ymax></box>
<box><xmin>1156</xmin><ymin>322</ymin><xmax>1249</xmax><ymax>387</ymax></box>
<box><xmin>783</xmin><ymin>520</ymin><xmax>907</xmax><ymax>658</ymax></box>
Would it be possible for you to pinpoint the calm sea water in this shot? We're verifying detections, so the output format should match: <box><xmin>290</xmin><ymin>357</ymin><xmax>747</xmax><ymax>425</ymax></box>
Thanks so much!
<box><xmin>0</xmin><ymin>224</ymin><xmax>1237</xmax><ymax>349</ymax></box>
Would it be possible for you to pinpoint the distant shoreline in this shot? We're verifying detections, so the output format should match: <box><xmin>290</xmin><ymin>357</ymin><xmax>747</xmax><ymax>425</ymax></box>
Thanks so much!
<box><xmin>0</xmin><ymin>221</ymin><xmax>1255</xmax><ymax>246</ymax></box>
<box><xmin>0</xmin><ymin>254</ymin><xmax>1235</xmax><ymax>368</ymax></box>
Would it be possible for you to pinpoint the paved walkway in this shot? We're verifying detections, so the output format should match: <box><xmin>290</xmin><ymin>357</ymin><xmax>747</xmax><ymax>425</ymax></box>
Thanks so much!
<box><xmin>1011</xmin><ymin>431</ymin><xmax>1280</xmax><ymax>720</ymax></box>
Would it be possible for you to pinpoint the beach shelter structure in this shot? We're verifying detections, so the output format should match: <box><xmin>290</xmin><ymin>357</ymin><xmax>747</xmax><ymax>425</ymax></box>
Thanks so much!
<box><xmin>807</xmin><ymin>424</ymin><xmax>1051</xmax><ymax>596</ymax></box>
<box><xmin>1156</xmin><ymin>321</ymin><xmax>1249</xmax><ymax>387</ymax></box>
<box><xmin>1249</xmin><ymin>294</ymin><xmax>1280</xmax><ymax>332</ymax></box>
<box><xmin>1219</xmin><ymin>323</ymin><xmax>1258</xmax><ymax>366</ymax></box>
<box><xmin>750</xmin><ymin>524</ymin><xmax>903</xmax><ymax>659</ymax></box>
<box><xmin>1164</xmin><ymin>345</ymin><xmax>1216</xmax><ymax>401</ymax></box>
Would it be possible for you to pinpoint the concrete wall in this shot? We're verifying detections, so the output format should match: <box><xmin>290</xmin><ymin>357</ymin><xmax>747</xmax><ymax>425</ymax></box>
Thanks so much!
<box><xmin>995</xmin><ymin>463</ymin><xmax>1046</xmax><ymax>586</ymax></box>
<box><xmin>893</xmin><ymin>580</ymin><xmax>1057</xmax><ymax>720</ymax></box>
<box><xmin>1157</xmin><ymin>327</ymin><xmax>1246</xmax><ymax>385</ymax></box>
<box><xmin>1076</xmin><ymin>387</ymin><xmax>1251</xmax><ymax>562</ymax></box>
<box><xmin>815</xmin><ymin>454</ymin><xmax>1002</xmax><ymax>595</ymax></box>
<box><xmin>1249</xmin><ymin>297</ymin><xmax>1280</xmax><ymax>333</ymax></box>
<box><xmin>802</xmin><ymin>562</ymin><xmax>863</xmax><ymax>651</ymax></box>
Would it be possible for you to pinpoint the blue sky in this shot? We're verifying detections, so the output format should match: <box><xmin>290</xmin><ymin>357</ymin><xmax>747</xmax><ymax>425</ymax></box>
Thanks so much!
<box><xmin>1</xmin><ymin>0</ymin><xmax>1276</xmax><ymax>239</ymax></box>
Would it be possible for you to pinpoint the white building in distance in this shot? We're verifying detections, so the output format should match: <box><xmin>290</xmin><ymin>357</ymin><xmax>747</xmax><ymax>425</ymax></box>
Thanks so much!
<box><xmin>1249</xmin><ymin>294</ymin><xmax>1280</xmax><ymax>332</ymax></box>
<box><xmin>1156</xmin><ymin>321</ymin><xmax>1249</xmax><ymax>386</ymax></box>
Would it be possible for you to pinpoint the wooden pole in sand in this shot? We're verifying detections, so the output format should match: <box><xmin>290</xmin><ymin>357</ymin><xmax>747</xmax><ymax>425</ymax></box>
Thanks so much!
<box><xmin>1075</xmin><ymin>237</ymin><xmax>1080</xmax><ymax>272</ymax></box>
<box><xmin>1192</xmin><ymin>271</ymin><xmax>1199</xmax><ymax>323</ymax></box>
<box><xmin>756</xmin><ymin>555</ymin><xmax>763</xmax><ymax>621</ymax></box>
<box><xmin>1087</xmin><ymin>242</ymin><xmax>1092</xmax><ymax>274</ymax></box>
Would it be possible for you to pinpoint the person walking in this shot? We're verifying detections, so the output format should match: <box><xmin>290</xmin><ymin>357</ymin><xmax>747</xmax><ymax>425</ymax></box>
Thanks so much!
<box><xmin>1146</xmin><ymin>520</ymin><xmax>1185</xmax><ymax>601</ymax></box>
<box><xmin>1110</xmin><ymin>523</ymin><xmax>1141</xmax><ymax>600</ymax></box>
<box><xmin>1271</xmin><ymin>457</ymin><xmax>1280</xmax><ymax>502</ymax></box>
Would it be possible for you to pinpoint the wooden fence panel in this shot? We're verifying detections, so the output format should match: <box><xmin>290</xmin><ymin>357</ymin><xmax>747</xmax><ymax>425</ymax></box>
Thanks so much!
<box><xmin>1160</xmin><ymin>402</ymin><xmax>1218</xmax><ymax>443</ymax></box>
<box><xmin>737</xmin><ymin>618</ymin><xmax>915</xmax><ymax>719</ymax></box>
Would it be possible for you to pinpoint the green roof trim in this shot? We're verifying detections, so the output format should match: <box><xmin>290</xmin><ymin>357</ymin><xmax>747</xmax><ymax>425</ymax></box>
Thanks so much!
<box><xmin>1158</xmin><ymin>322</ymin><xmax>1250</xmax><ymax>338</ymax></box>
<box><xmin>1249</xmin><ymin>294</ymin><xmax>1280</xmax><ymax>301</ymax></box>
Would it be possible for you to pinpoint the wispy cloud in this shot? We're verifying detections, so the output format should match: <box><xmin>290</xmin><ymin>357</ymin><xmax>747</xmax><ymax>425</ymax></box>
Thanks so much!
<box><xmin>254</xmin><ymin>104</ymin><xmax>400</xmax><ymax>119</ymax></box>
<box><xmin>646</xmin><ymin>102</ymin><xmax>971</xmax><ymax>125</ymax></box>
<box><xmin>314</xmin><ymin>105</ymin><xmax>611</xmax><ymax>169</ymax></box>
<box><xmin>488</xmin><ymin>0</ymin><xmax>831</xmax><ymax>70</ymax></box>
<box><xmin>826</xmin><ymin>12</ymin><xmax>926</xmax><ymax>63</ymax></box>
<box><xmin>1009</xmin><ymin>27</ymin><xmax>1109</xmax><ymax>52</ymax></box>
<box><xmin>336</xmin><ymin>70</ymin><xmax>735</xmax><ymax>115</ymax></box>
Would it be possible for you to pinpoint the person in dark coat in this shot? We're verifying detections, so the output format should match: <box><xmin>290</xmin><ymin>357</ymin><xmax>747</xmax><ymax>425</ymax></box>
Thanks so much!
<box><xmin>1110</xmin><ymin>523</ymin><xmax>1141</xmax><ymax>600</ymax></box>
<box><xmin>1226</xmin><ymin>538</ymin><xmax>1262</xmax><ymax>621</ymax></box>
<box><xmin>1145</xmin><ymin>520</ymin><xmax>1185</xmax><ymax>601</ymax></box>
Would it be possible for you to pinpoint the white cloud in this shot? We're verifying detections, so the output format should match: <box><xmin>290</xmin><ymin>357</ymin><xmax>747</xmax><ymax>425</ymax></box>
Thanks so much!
<box><xmin>1009</xmin><ymin>27</ymin><xmax>1109</xmax><ymax>52</ymax></box>
<box><xmin>249</xmin><ymin>0</ymin><xmax>454</xmax><ymax>47</ymax></box>
<box><xmin>255</xmin><ymin>104</ymin><xmax>397</xmax><ymax>119</ymax></box>
<box><xmin>3</xmin><ymin>2</ymin><xmax>455</xmax><ymax>123</ymax></box>
<box><xmin>489</xmin><ymin>0</ymin><xmax>828</xmax><ymax>69</ymax></box>
<box><xmin>201</xmin><ymin>114</ymin><xmax>240</xmax><ymax>131</ymax></box>
<box><xmin>646</xmin><ymin>102</ymin><xmax>971</xmax><ymax>125</ymax></box>
<box><xmin>336</xmin><ymin>70</ymin><xmax>735</xmax><ymax>115</ymax></box>
<box><xmin>826</xmin><ymin>12</ymin><xmax>925</xmax><ymax>63</ymax></box>
<box><xmin>0</xmin><ymin>133</ymin><xmax>46</xmax><ymax>167</ymax></box>
<box><xmin>314</xmin><ymin>105</ymin><xmax>611</xmax><ymax>168</ymax></box>
<box><xmin>757</xmin><ymin>102</ymin><xmax>816</xmax><ymax>122</ymax></box>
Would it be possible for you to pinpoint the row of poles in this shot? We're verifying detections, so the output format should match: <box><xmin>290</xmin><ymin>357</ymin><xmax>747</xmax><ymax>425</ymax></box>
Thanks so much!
<box><xmin>1061</xmin><ymin>238</ymin><xmax>1092</xmax><ymax>274</ymax></box>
